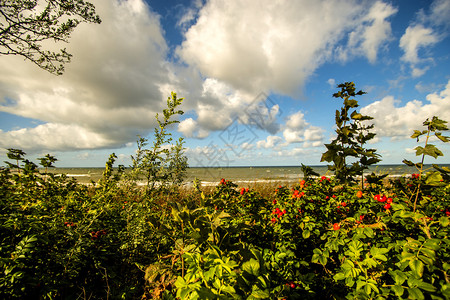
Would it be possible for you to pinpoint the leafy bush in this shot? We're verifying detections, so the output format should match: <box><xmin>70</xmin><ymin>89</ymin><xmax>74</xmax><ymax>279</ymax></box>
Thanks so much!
<box><xmin>1</xmin><ymin>87</ymin><xmax>449</xmax><ymax>299</ymax></box>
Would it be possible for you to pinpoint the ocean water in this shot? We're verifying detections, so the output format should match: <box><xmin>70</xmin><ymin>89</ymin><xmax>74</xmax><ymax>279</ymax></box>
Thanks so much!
<box><xmin>45</xmin><ymin>164</ymin><xmax>448</xmax><ymax>185</ymax></box>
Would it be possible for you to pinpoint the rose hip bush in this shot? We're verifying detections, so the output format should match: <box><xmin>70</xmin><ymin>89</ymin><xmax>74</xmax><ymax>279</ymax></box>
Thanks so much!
<box><xmin>1</xmin><ymin>88</ymin><xmax>449</xmax><ymax>299</ymax></box>
<box><xmin>170</xmin><ymin>173</ymin><xmax>449</xmax><ymax>299</ymax></box>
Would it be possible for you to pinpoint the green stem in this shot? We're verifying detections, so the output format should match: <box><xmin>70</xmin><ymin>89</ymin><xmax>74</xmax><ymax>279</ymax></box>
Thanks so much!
<box><xmin>413</xmin><ymin>127</ymin><xmax>430</xmax><ymax>212</ymax></box>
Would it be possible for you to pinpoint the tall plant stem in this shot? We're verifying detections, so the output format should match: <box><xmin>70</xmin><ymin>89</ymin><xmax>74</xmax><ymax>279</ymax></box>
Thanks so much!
<box><xmin>413</xmin><ymin>128</ymin><xmax>430</xmax><ymax>212</ymax></box>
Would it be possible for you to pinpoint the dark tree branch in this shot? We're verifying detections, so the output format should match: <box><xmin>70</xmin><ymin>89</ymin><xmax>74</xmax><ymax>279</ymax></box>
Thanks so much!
<box><xmin>0</xmin><ymin>0</ymin><xmax>101</xmax><ymax>75</ymax></box>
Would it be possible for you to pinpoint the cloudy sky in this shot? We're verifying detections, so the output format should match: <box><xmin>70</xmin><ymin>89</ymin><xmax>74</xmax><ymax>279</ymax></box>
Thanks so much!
<box><xmin>1</xmin><ymin>0</ymin><xmax>449</xmax><ymax>167</ymax></box>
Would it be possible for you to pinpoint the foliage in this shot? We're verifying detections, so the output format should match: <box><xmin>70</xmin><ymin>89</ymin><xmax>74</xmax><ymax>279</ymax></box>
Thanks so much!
<box><xmin>300</xmin><ymin>163</ymin><xmax>320</xmax><ymax>182</ymax></box>
<box><xmin>0</xmin><ymin>87</ymin><xmax>449</xmax><ymax>299</ymax></box>
<box><xmin>0</xmin><ymin>0</ymin><xmax>101</xmax><ymax>74</ymax></box>
<box><xmin>321</xmin><ymin>82</ymin><xmax>381</xmax><ymax>186</ymax></box>
<box><xmin>403</xmin><ymin>116</ymin><xmax>449</xmax><ymax>212</ymax></box>
<box><xmin>130</xmin><ymin>92</ymin><xmax>188</xmax><ymax>193</ymax></box>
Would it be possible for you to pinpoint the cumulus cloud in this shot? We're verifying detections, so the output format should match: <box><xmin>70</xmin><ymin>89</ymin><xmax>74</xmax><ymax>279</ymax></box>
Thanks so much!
<box><xmin>0</xmin><ymin>124</ymin><xmax>114</xmax><ymax>151</ymax></box>
<box><xmin>0</xmin><ymin>0</ymin><xmax>172</xmax><ymax>151</ymax></box>
<box><xmin>178</xmin><ymin>118</ymin><xmax>197</xmax><ymax>138</ymax></box>
<box><xmin>399</xmin><ymin>25</ymin><xmax>438</xmax><ymax>64</ymax></box>
<box><xmin>256</xmin><ymin>136</ymin><xmax>282</xmax><ymax>149</ymax></box>
<box><xmin>338</xmin><ymin>1</ymin><xmax>397</xmax><ymax>63</ymax></box>
<box><xmin>399</xmin><ymin>0</ymin><xmax>449</xmax><ymax>77</ymax></box>
<box><xmin>178</xmin><ymin>117</ymin><xmax>210</xmax><ymax>139</ymax></box>
<box><xmin>282</xmin><ymin>111</ymin><xmax>324</xmax><ymax>145</ymax></box>
<box><xmin>360</xmin><ymin>79</ymin><xmax>450</xmax><ymax>139</ymax></box>
<box><xmin>177</xmin><ymin>0</ymin><xmax>397</xmax><ymax>97</ymax></box>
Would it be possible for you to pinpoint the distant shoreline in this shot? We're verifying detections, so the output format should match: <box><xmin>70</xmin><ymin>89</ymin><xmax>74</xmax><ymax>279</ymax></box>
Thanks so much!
<box><xmin>37</xmin><ymin>164</ymin><xmax>449</xmax><ymax>185</ymax></box>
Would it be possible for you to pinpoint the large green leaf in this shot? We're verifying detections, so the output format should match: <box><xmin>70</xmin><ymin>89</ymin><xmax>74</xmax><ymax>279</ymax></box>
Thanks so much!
<box><xmin>435</xmin><ymin>132</ymin><xmax>449</xmax><ymax>142</ymax></box>
<box><xmin>415</xmin><ymin>144</ymin><xmax>443</xmax><ymax>158</ymax></box>
<box><xmin>242</xmin><ymin>258</ymin><xmax>260</xmax><ymax>276</ymax></box>
<box><xmin>409</xmin><ymin>259</ymin><xmax>424</xmax><ymax>277</ymax></box>
<box><xmin>408</xmin><ymin>287</ymin><xmax>424</xmax><ymax>300</ymax></box>
<box><xmin>392</xmin><ymin>285</ymin><xmax>404</xmax><ymax>296</ymax></box>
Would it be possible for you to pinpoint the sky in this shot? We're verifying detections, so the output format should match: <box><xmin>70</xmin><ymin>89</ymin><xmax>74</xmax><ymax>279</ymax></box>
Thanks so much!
<box><xmin>0</xmin><ymin>0</ymin><xmax>450</xmax><ymax>168</ymax></box>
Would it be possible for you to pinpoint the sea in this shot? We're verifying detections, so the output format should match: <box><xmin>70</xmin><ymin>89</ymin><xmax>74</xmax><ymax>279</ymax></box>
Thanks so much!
<box><xmin>44</xmin><ymin>164</ymin><xmax>449</xmax><ymax>186</ymax></box>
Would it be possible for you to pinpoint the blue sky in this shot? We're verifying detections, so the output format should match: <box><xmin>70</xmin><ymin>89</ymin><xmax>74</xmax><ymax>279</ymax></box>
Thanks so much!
<box><xmin>1</xmin><ymin>0</ymin><xmax>449</xmax><ymax>168</ymax></box>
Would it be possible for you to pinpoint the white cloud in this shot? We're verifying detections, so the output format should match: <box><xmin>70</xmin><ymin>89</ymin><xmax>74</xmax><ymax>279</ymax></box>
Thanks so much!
<box><xmin>340</xmin><ymin>1</ymin><xmax>397</xmax><ymax>63</ymax></box>
<box><xmin>282</xmin><ymin>111</ymin><xmax>324</xmax><ymax>145</ymax></box>
<box><xmin>400</xmin><ymin>25</ymin><xmax>438</xmax><ymax>65</ymax></box>
<box><xmin>0</xmin><ymin>0</ymin><xmax>171</xmax><ymax>151</ymax></box>
<box><xmin>427</xmin><ymin>0</ymin><xmax>450</xmax><ymax>27</ymax></box>
<box><xmin>178</xmin><ymin>117</ymin><xmax>210</xmax><ymax>139</ymax></box>
<box><xmin>176</xmin><ymin>77</ymin><xmax>282</xmax><ymax>138</ymax></box>
<box><xmin>283</xmin><ymin>128</ymin><xmax>304</xmax><ymax>144</ymax></box>
<box><xmin>304</xmin><ymin>126</ymin><xmax>326</xmax><ymax>142</ymax></box>
<box><xmin>399</xmin><ymin>0</ymin><xmax>450</xmax><ymax>77</ymax></box>
<box><xmin>177</xmin><ymin>0</ymin><xmax>396</xmax><ymax>97</ymax></box>
<box><xmin>176</xmin><ymin>0</ymin><xmax>204</xmax><ymax>31</ymax></box>
<box><xmin>0</xmin><ymin>124</ymin><xmax>114</xmax><ymax>151</ymax></box>
<box><xmin>0</xmin><ymin>0</ymin><xmax>400</xmax><ymax>151</ymax></box>
<box><xmin>327</xmin><ymin>78</ymin><xmax>336</xmax><ymax>88</ymax></box>
<box><xmin>178</xmin><ymin>118</ymin><xmax>197</xmax><ymax>138</ymax></box>
<box><xmin>256</xmin><ymin>135</ymin><xmax>282</xmax><ymax>149</ymax></box>
<box><xmin>360</xmin><ymin>79</ymin><xmax>450</xmax><ymax>139</ymax></box>
<box><xmin>286</xmin><ymin>112</ymin><xmax>308</xmax><ymax>130</ymax></box>
<box><xmin>241</xmin><ymin>142</ymin><xmax>254</xmax><ymax>150</ymax></box>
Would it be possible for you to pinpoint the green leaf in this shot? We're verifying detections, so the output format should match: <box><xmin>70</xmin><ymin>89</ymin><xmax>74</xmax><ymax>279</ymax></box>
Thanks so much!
<box><xmin>409</xmin><ymin>259</ymin><xmax>424</xmax><ymax>277</ymax></box>
<box><xmin>242</xmin><ymin>259</ymin><xmax>260</xmax><ymax>276</ymax></box>
<box><xmin>417</xmin><ymin>281</ymin><xmax>436</xmax><ymax>292</ymax></box>
<box><xmin>411</xmin><ymin>130</ymin><xmax>424</xmax><ymax>139</ymax></box>
<box><xmin>414</xmin><ymin>146</ymin><xmax>425</xmax><ymax>156</ymax></box>
<box><xmin>408</xmin><ymin>287</ymin><xmax>424</xmax><ymax>300</ymax></box>
<box><xmin>425</xmin><ymin>171</ymin><xmax>443</xmax><ymax>185</ymax></box>
<box><xmin>334</xmin><ymin>272</ymin><xmax>346</xmax><ymax>281</ymax></box>
<box><xmin>440</xmin><ymin>216</ymin><xmax>449</xmax><ymax>227</ymax></box>
<box><xmin>320</xmin><ymin>149</ymin><xmax>335</xmax><ymax>162</ymax></box>
<box><xmin>419</xmin><ymin>144</ymin><xmax>443</xmax><ymax>158</ymax></box>
<box><xmin>403</xmin><ymin>159</ymin><xmax>415</xmax><ymax>166</ymax></box>
<box><xmin>435</xmin><ymin>132</ymin><xmax>449</xmax><ymax>142</ymax></box>
<box><xmin>423</xmin><ymin>239</ymin><xmax>440</xmax><ymax>251</ymax></box>
<box><xmin>221</xmin><ymin>285</ymin><xmax>236</xmax><ymax>294</ymax></box>
<box><xmin>302</xmin><ymin>229</ymin><xmax>310</xmax><ymax>239</ymax></box>
<box><xmin>429</xmin><ymin>116</ymin><xmax>448</xmax><ymax>131</ymax></box>
<box><xmin>390</xmin><ymin>270</ymin><xmax>408</xmax><ymax>285</ymax></box>
<box><xmin>250</xmin><ymin>288</ymin><xmax>270</xmax><ymax>299</ymax></box>
<box><xmin>356</xmin><ymin>280</ymin><xmax>365</xmax><ymax>291</ymax></box>
<box><xmin>351</xmin><ymin>111</ymin><xmax>363</xmax><ymax>120</ymax></box>
<box><xmin>344</xmin><ymin>99</ymin><xmax>358</xmax><ymax>108</ymax></box>
<box><xmin>392</xmin><ymin>285</ymin><xmax>404</xmax><ymax>296</ymax></box>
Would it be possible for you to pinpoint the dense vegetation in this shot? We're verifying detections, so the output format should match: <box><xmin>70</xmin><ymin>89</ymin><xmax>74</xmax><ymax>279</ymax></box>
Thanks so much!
<box><xmin>1</xmin><ymin>85</ymin><xmax>449</xmax><ymax>299</ymax></box>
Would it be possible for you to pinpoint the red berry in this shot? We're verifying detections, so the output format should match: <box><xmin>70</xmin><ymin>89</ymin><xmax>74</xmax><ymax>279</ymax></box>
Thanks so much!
<box><xmin>384</xmin><ymin>203</ymin><xmax>391</xmax><ymax>210</ymax></box>
<box><xmin>333</xmin><ymin>223</ymin><xmax>340</xmax><ymax>230</ymax></box>
<box><xmin>290</xmin><ymin>283</ymin><xmax>296</xmax><ymax>288</ymax></box>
